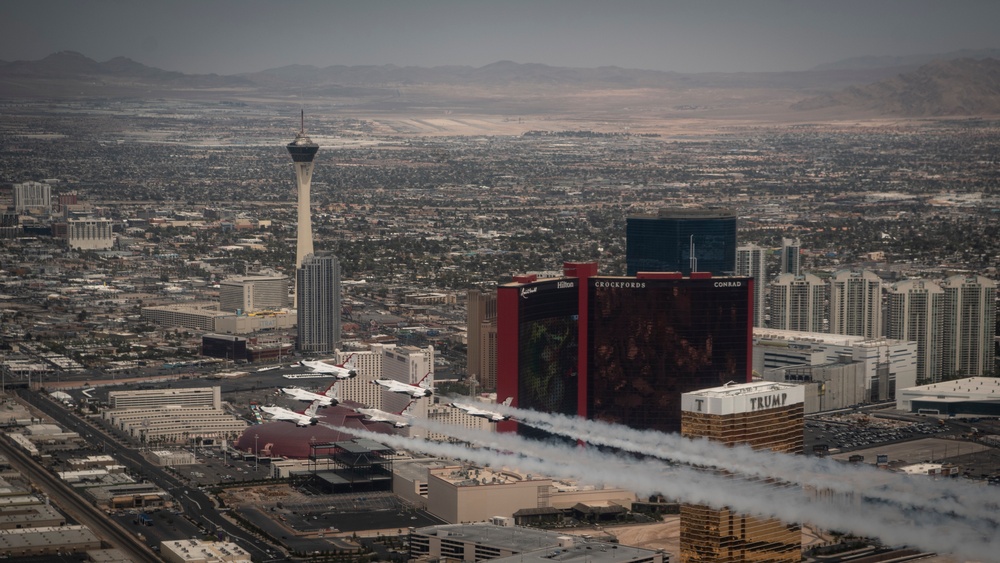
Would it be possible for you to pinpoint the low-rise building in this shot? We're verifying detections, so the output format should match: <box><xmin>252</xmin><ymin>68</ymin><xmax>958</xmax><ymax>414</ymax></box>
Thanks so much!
<box><xmin>754</xmin><ymin>328</ymin><xmax>917</xmax><ymax>402</ymax></box>
<box><xmin>896</xmin><ymin>377</ymin><xmax>1000</xmax><ymax>416</ymax></box>
<box><xmin>0</xmin><ymin>525</ymin><xmax>101</xmax><ymax>557</ymax></box>
<box><xmin>160</xmin><ymin>539</ymin><xmax>252</xmax><ymax>563</ymax></box>
<box><xmin>409</xmin><ymin>523</ymin><xmax>666</xmax><ymax>562</ymax></box>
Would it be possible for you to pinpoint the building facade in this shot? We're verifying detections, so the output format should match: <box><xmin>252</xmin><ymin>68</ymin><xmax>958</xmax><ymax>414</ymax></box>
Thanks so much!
<box><xmin>753</xmin><ymin>328</ymin><xmax>917</xmax><ymax>402</ymax></box>
<box><xmin>941</xmin><ymin>274</ymin><xmax>997</xmax><ymax>379</ymax></box>
<box><xmin>67</xmin><ymin>217</ymin><xmax>114</xmax><ymax>250</ymax></box>
<box><xmin>467</xmin><ymin>289</ymin><xmax>498</xmax><ymax>390</ymax></box>
<box><xmin>497</xmin><ymin>263</ymin><xmax>752</xmax><ymax>435</ymax></box>
<box><xmin>626</xmin><ymin>208</ymin><xmax>737</xmax><ymax>276</ymax></box>
<box><xmin>779</xmin><ymin>237</ymin><xmax>801</xmax><ymax>276</ymax></box>
<box><xmin>735</xmin><ymin>244</ymin><xmax>767</xmax><ymax>328</ymax></box>
<box><xmin>679</xmin><ymin>381</ymin><xmax>804</xmax><ymax>563</ymax></box>
<box><xmin>769</xmin><ymin>273</ymin><xmax>825</xmax><ymax>332</ymax></box>
<box><xmin>829</xmin><ymin>269</ymin><xmax>882</xmax><ymax>339</ymax></box>
<box><xmin>380</xmin><ymin>345</ymin><xmax>435</xmax><ymax>437</ymax></box>
<box><xmin>13</xmin><ymin>181</ymin><xmax>51</xmax><ymax>214</ymax></box>
<box><xmin>108</xmin><ymin>387</ymin><xmax>222</xmax><ymax>410</ymax></box>
<box><xmin>219</xmin><ymin>275</ymin><xmax>290</xmax><ymax>313</ymax></box>
<box><xmin>297</xmin><ymin>252</ymin><xmax>341</xmax><ymax>353</ymax></box>
<box><xmin>886</xmin><ymin>279</ymin><xmax>946</xmax><ymax>383</ymax></box>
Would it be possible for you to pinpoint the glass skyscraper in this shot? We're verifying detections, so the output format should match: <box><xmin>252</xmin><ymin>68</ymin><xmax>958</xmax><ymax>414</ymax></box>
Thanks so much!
<box><xmin>626</xmin><ymin>208</ymin><xmax>737</xmax><ymax>276</ymax></box>
<box><xmin>297</xmin><ymin>252</ymin><xmax>341</xmax><ymax>353</ymax></box>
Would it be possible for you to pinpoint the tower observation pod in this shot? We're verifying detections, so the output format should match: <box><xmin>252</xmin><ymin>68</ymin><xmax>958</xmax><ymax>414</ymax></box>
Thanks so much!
<box><xmin>288</xmin><ymin>111</ymin><xmax>320</xmax><ymax>273</ymax></box>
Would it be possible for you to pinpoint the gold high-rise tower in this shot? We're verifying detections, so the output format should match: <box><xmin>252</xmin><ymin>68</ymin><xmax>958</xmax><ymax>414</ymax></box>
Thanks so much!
<box><xmin>679</xmin><ymin>381</ymin><xmax>804</xmax><ymax>563</ymax></box>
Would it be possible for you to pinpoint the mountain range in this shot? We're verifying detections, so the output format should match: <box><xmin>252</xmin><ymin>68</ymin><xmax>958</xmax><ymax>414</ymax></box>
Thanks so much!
<box><xmin>1</xmin><ymin>50</ymin><xmax>999</xmax><ymax>118</ymax></box>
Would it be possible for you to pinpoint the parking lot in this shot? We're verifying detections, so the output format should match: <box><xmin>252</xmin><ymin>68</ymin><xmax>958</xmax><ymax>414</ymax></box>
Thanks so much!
<box><xmin>805</xmin><ymin>413</ymin><xmax>951</xmax><ymax>454</ymax></box>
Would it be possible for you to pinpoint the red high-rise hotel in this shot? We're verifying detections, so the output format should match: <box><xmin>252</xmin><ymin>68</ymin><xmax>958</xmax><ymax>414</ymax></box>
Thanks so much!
<box><xmin>497</xmin><ymin>262</ymin><xmax>753</xmax><ymax>434</ymax></box>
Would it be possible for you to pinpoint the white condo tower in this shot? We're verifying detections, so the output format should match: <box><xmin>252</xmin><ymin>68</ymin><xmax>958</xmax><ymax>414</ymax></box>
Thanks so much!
<box><xmin>287</xmin><ymin>111</ymin><xmax>320</xmax><ymax>297</ymax></box>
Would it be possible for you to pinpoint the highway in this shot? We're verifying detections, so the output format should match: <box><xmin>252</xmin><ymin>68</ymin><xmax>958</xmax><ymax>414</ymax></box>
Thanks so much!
<box><xmin>17</xmin><ymin>390</ymin><xmax>284</xmax><ymax>562</ymax></box>
<box><xmin>0</xmin><ymin>428</ymin><xmax>160</xmax><ymax>563</ymax></box>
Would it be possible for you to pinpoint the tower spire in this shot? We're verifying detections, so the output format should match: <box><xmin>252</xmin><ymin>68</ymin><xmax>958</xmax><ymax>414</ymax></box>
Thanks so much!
<box><xmin>300</xmin><ymin>109</ymin><xmax>305</xmax><ymax>135</ymax></box>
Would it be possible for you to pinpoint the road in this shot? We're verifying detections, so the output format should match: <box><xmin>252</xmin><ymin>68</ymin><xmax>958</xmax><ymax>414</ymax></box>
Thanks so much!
<box><xmin>18</xmin><ymin>390</ymin><xmax>284</xmax><ymax>562</ymax></box>
<box><xmin>0</xmin><ymin>429</ymin><xmax>160</xmax><ymax>563</ymax></box>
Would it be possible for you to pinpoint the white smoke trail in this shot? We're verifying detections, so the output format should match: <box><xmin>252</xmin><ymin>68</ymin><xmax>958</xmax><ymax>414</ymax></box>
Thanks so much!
<box><xmin>487</xmin><ymin>402</ymin><xmax>1000</xmax><ymax>525</ymax></box>
<box><xmin>324</xmin><ymin>422</ymin><xmax>1000</xmax><ymax>560</ymax></box>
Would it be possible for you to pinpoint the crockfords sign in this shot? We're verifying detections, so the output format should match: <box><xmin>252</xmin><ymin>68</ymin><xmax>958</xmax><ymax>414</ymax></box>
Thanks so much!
<box><xmin>593</xmin><ymin>281</ymin><xmax>647</xmax><ymax>289</ymax></box>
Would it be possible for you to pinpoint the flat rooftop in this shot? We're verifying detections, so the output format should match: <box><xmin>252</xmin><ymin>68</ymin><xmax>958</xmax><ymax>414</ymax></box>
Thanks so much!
<box><xmin>900</xmin><ymin>377</ymin><xmax>1000</xmax><ymax>401</ymax></box>
<box><xmin>492</xmin><ymin>541</ymin><xmax>664</xmax><ymax>563</ymax></box>
<box><xmin>414</xmin><ymin>523</ymin><xmax>564</xmax><ymax>551</ymax></box>
<box><xmin>754</xmin><ymin>328</ymin><xmax>901</xmax><ymax>347</ymax></box>
<box><xmin>686</xmin><ymin>381</ymin><xmax>799</xmax><ymax>398</ymax></box>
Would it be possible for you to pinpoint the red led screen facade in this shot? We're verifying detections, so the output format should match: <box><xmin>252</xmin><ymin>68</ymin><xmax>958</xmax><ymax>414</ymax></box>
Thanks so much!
<box><xmin>497</xmin><ymin>278</ymin><xmax>580</xmax><ymax>436</ymax></box>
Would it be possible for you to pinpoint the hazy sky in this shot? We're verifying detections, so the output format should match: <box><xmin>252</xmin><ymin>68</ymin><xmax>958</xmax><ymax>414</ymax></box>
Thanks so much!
<box><xmin>1</xmin><ymin>0</ymin><xmax>998</xmax><ymax>74</ymax></box>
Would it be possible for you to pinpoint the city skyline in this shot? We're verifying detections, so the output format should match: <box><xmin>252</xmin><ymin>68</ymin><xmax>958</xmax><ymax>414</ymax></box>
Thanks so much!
<box><xmin>1</xmin><ymin>1</ymin><xmax>999</xmax><ymax>75</ymax></box>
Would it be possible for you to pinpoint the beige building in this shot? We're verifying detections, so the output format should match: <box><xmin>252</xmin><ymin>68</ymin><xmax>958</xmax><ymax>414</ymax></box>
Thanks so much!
<box><xmin>410</xmin><ymin>523</ymin><xmax>665</xmax><ymax>563</ymax></box>
<box><xmin>67</xmin><ymin>217</ymin><xmax>114</xmax><ymax>250</ymax></box>
<box><xmin>104</xmin><ymin>406</ymin><xmax>248</xmax><ymax>446</ymax></box>
<box><xmin>109</xmin><ymin>387</ymin><xmax>222</xmax><ymax>410</ymax></box>
<box><xmin>466</xmin><ymin>289</ymin><xmax>498</xmax><ymax>390</ymax></box>
<box><xmin>426</xmin><ymin>465</ymin><xmax>635</xmax><ymax>524</ymax></box>
<box><xmin>0</xmin><ymin>525</ymin><xmax>100</xmax><ymax>557</ymax></box>
<box><xmin>680</xmin><ymin>382</ymin><xmax>804</xmax><ymax>563</ymax></box>
<box><xmin>160</xmin><ymin>539</ymin><xmax>252</xmax><ymax>563</ymax></box>
<box><xmin>218</xmin><ymin>275</ymin><xmax>290</xmax><ymax>313</ymax></box>
<box><xmin>141</xmin><ymin>302</ymin><xmax>294</xmax><ymax>334</ymax></box>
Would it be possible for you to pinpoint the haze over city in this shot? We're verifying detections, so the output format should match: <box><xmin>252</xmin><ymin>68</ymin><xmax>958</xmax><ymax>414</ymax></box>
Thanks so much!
<box><xmin>2</xmin><ymin>0</ymin><xmax>1000</xmax><ymax>74</ymax></box>
<box><xmin>2</xmin><ymin>1</ymin><xmax>1000</xmax><ymax>562</ymax></box>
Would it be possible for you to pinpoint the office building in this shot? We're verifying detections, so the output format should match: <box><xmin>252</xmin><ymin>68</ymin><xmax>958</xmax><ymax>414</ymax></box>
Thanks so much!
<box><xmin>287</xmin><ymin>111</ymin><xmax>320</xmax><ymax>300</ymax></box>
<box><xmin>410</xmin><ymin>523</ymin><xmax>666</xmax><ymax>563</ymax></box>
<box><xmin>679</xmin><ymin>381</ymin><xmax>804</xmax><ymax>563</ymax></box>
<box><xmin>108</xmin><ymin>387</ymin><xmax>222</xmax><ymax>410</ymax></box>
<box><xmin>497</xmin><ymin>263</ymin><xmax>752</xmax><ymax>435</ymax></box>
<box><xmin>296</xmin><ymin>252</ymin><xmax>341</xmax><ymax>353</ymax></box>
<box><xmin>219</xmin><ymin>274</ymin><xmax>290</xmax><ymax>313</ymax></box>
<box><xmin>735</xmin><ymin>244</ymin><xmax>767</xmax><ymax>327</ymax></box>
<box><xmin>941</xmin><ymin>274</ymin><xmax>997</xmax><ymax>379</ymax></box>
<box><xmin>829</xmin><ymin>269</ymin><xmax>882</xmax><ymax>339</ymax></box>
<box><xmin>769</xmin><ymin>273</ymin><xmax>825</xmax><ymax>332</ymax></box>
<box><xmin>779</xmin><ymin>237</ymin><xmax>801</xmax><ymax>276</ymax></box>
<box><xmin>379</xmin><ymin>345</ymin><xmax>435</xmax><ymax>437</ymax></box>
<box><xmin>333</xmin><ymin>346</ymin><xmax>387</xmax><ymax>409</ymax></box>
<box><xmin>425</xmin><ymin>465</ymin><xmax>635</xmax><ymax>525</ymax></box>
<box><xmin>626</xmin><ymin>208</ymin><xmax>737</xmax><ymax>276</ymax></box>
<box><xmin>67</xmin><ymin>217</ymin><xmax>114</xmax><ymax>250</ymax></box>
<box><xmin>467</xmin><ymin>289</ymin><xmax>498</xmax><ymax>390</ymax></box>
<box><xmin>12</xmin><ymin>181</ymin><xmax>51</xmax><ymax>214</ymax></box>
<box><xmin>753</xmin><ymin>328</ymin><xmax>917</xmax><ymax>402</ymax></box>
<box><xmin>897</xmin><ymin>376</ymin><xmax>1000</xmax><ymax>416</ymax></box>
<box><xmin>886</xmin><ymin>279</ymin><xmax>946</xmax><ymax>383</ymax></box>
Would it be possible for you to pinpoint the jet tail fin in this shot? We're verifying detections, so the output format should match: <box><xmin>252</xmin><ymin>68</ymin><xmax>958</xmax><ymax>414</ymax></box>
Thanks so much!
<box><xmin>305</xmin><ymin>399</ymin><xmax>322</xmax><ymax>418</ymax></box>
<box><xmin>323</xmin><ymin>380</ymin><xmax>340</xmax><ymax>399</ymax></box>
<box><xmin>501</xmin><ymin>397</ymin><xmax>513</xmax><ymax>407</ymax></box>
